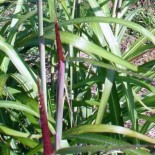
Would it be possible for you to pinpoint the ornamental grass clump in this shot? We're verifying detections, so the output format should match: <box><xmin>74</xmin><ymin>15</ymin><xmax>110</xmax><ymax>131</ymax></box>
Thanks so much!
<box><xmin>0</xmin><ymin>0</ymin><xmax>155</xmax><ymax>154</ymax></box>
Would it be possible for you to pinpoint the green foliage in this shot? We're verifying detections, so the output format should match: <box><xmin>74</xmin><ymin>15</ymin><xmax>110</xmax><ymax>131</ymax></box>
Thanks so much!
<box><xmin>0</xmin><ymin>0</ymin><xmax>155</xmax><ymax>154</ymax></box>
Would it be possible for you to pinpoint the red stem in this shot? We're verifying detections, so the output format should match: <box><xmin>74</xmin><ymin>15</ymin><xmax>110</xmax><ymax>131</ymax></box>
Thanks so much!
<box><xmin>54</xmin><ymin>18</ymin><xmax>65</xmax><ymax>150</ymax></box>
<box><xmin>38</xmin><ymin>79</ymin><xmax>55</xmax><ymax>155</ymax></box>
<box><xmin>54</xmin><ymin>19</ymin><xmax>65</xmax><ymax>63</ymax></box>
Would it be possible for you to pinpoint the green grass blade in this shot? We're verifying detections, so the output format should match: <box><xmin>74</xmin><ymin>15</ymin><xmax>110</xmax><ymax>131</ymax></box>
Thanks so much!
<box><xmin>0</xmin><ymin>74</ymin><xmax>9</xmax><ymax>96</ymax></box>
<box><xmin>140</xmin><ymin>121</ymin><xmax>152</xmax><ymax>135</ymax></box>
<box><xmin>8</xmin><ymin>9</ymin><xmax>37</xmax><ymax>43</ymax></box>
<box><xmin>44</xmin><ymin>17</ymin><xmax>155</xmax><ymax>45</ymax></box>
<box><xmin>123</xmin><ymin>29</ymin><xmax>155</xmax><ymax>60</ymax></box>
<box><xmin>15</xmin><ymin>137</ymin><xmax>38</xmax><ymax>148</ymax></box>
<box><xmin>67</xmin><ymin>57</ymin><xmax>154</xmax><ymax>82</ymax></box>
<box><xmin>118</xmin><ymin>8</ymin><xmax>141</xmax><ymax>43</ymax></box>
<box><xmin>63</xmin><ymin>124</ymin><xmax>155</xmax><ymax>144</ymax></box>
<box><xmin>0</xmin><ymin>0</ymin><xmax>24</xmax><ymax>74</ymax></box>
<box><xmin>123</xmin><ymin>82</ymin><xmax>138</xmax><ymax>131</ymax></box>
<box><xmin>11</xmin><ymin>73</ymin><xmax>35</xmax><ymax>97</ymax></box>
<box><xmin>98</xmin><ymin>0</ymin><xmax>110</xmax><ymax>17</ymax></box>
<box><xmin>88</xmin><ymin>0</ymin><xmax>121</xmax><ymax>57</ymax></box>
<box><xmin>45</xmin><ymin>31</ymin><xmax>137</xmax><ymax>71</ymax></box>
<box><xmin>72</xmin><ymin>100</ymin><xmax>100</xmax><ymax>107</ymax></box>
<box><xmin>117</xmin><ymin>76</ymin><xmax>155</xmax><ymax>93</ymax></box>
<box><xmin>109</xmin><ymin>84</ymin><xmax>124</xmax><ymax>127</ymax></box>
<box><xmin>89</xmin><ymin>22</ymin><xmax>107</xmax><ymax>47</ymax></box>
<box><xmin>95</xmin><ymin>70</ymin><xmax>115</xmax><ymax>124</ymax></box>
<box><xmin>134</xmin><ymin>91</ymin><xmax>155</xmax><ymax>113</ymax></box>
<box><xmin>126</xmin><ymin>45</ymin><xmax>155</xmax><ymax>62</ymax></box>
<box><xmin>47</xmin><ymin>0</ymin><xmax>56</xmax><ymax>22</ymax></box>
<box><xmin>0</xmin><ymin>101</ymin><xmax>39</xmax><ymax>117</ymax></box>
<box><xmin>0</xmin><ymin>36</ymin><xmax>37</xmax><ymax>96</ymax></box>
<box><xmin>139</xmin><ymin>114</ymin><xmax>155</xmax><ymax>134</ymax></box>
<box><xmin>67</xmin><ymin>133</ymin><xmax>128</xmax><ymax>145</ymax></box>
<box><xmin>0</xmin><ymin>99</ymin><xmax>55</xmax><ymax>134</ymax></box>
<box><xmin>26</xmin><ymin>144</ymin><xmax>43</xmax><ymax>155</ymax></box>
<box><xmin>135</xmin><ymin>95</ymin><xmax>155</xmax><ymax>109</ymax></box>
<box><xmin>0</xmin><ymin>125</ymin><xmax>41</xmax><ymax>139</ymax></box>
<box><xmin>14</xmin><ymin>93</ymin><xmax>55</xmax><ymax>123</ymax></box>
<box><xmin>68</xmin><ymin>17</ymin><xmax>155</xmax><ymax>45</ymax></box>
<box><xmin>9</xmin><ymin>0</ymin><xmax>24</xmax><ymax>43</ymax></box>
<box><xmin>57</xmin><ymin>145</ymin><xmax>150</xmax><ymax>155</ymax></box>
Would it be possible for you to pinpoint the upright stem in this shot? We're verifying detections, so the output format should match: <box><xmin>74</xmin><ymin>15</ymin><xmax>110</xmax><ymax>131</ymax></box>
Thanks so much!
<box><xmin>38</xmin><ymin>79</ymin><xmax>55</xmax><ymax>155</ymax></box>
<box><xmin>55</xmin><ymin>19</ymin><xmax>65</xmax><ymax>151</ymax></box>
<box><xmin>37</xmin><ymin>0</ymin><xmax>47</xmax><ymax>111</ymax></box>
<box><xmin>68</xmin><ymin>0</ymin><xmax>78</xmax><ymax>127</ymax></box>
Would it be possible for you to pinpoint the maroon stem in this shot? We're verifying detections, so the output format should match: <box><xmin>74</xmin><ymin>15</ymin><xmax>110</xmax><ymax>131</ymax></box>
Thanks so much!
<box><xmin>55</xmin><ymin>19</ymin><xmax>65</xmax><ymax>150</ymax></box>
<box><xmin>38</xmin><ymin>79</ymin><xmax>55</xmax><ymax>155</ymax></box>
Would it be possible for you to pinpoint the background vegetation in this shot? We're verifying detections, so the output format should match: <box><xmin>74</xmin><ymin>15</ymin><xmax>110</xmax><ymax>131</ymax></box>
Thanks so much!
<box><xmin>0</xmin><ymin>0</ymin><xmax>155</xmax><ymax>154</ymax></box>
